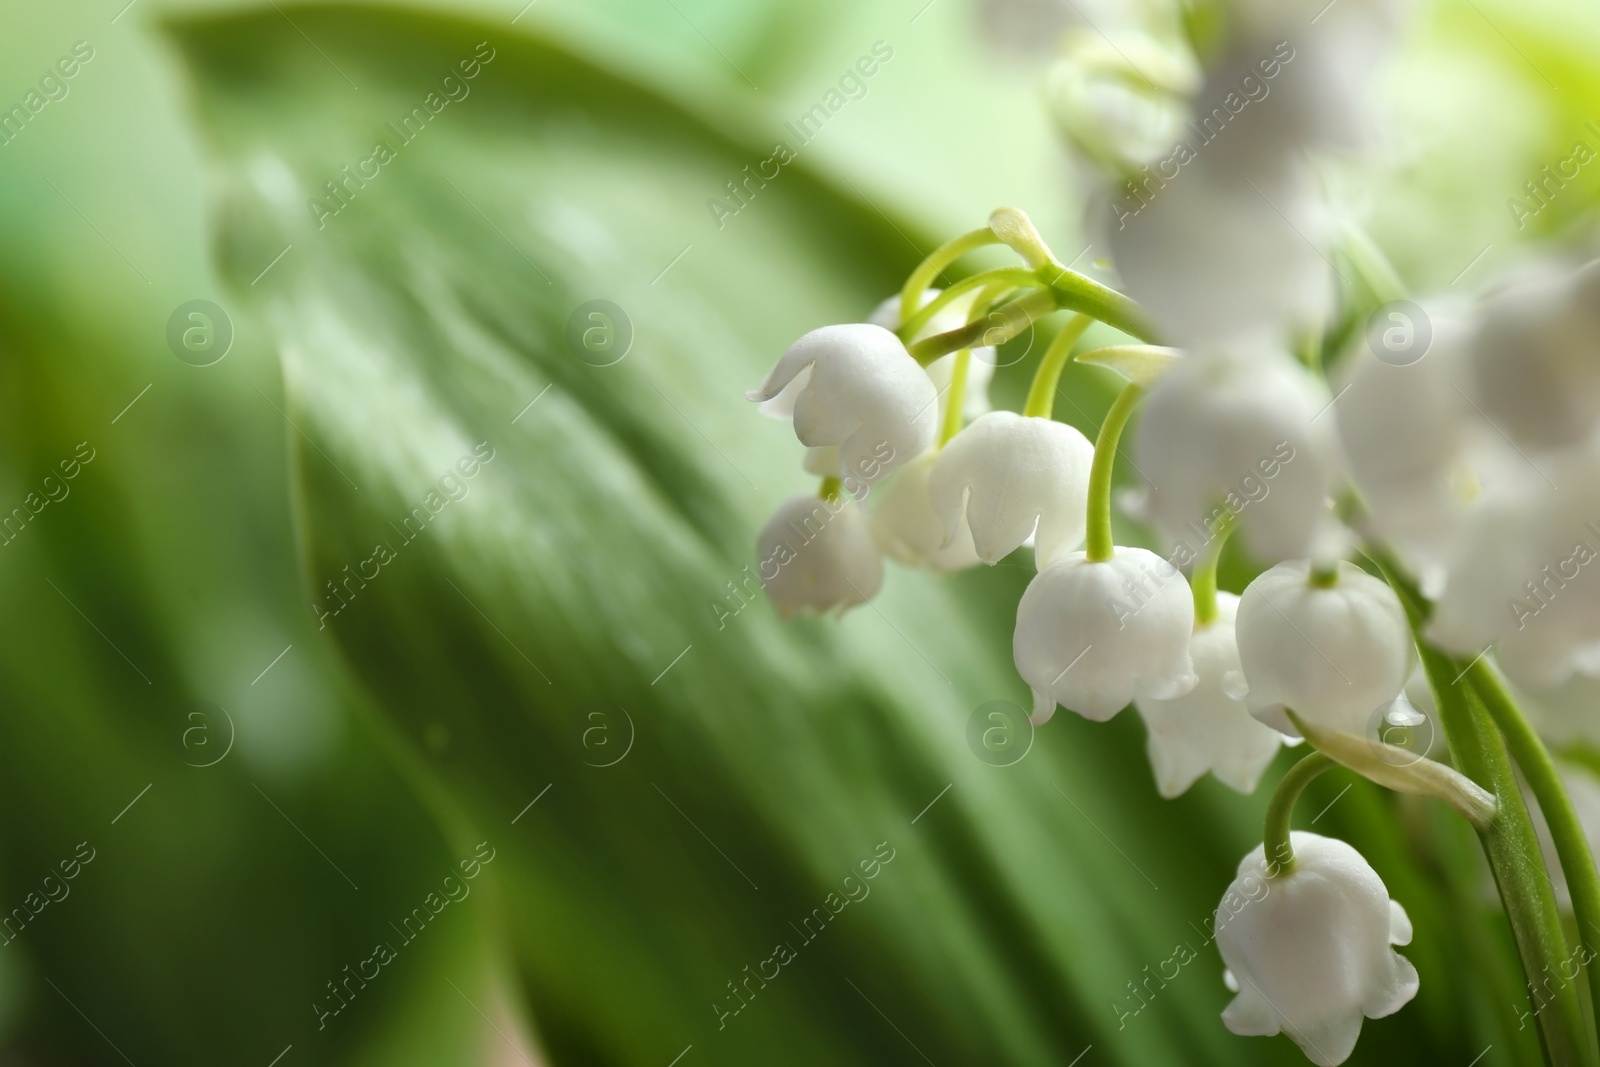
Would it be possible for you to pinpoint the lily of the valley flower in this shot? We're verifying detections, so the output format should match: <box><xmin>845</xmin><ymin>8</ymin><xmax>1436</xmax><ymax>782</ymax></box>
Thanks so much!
<box><xmin>1014</xmin><ymin>547</ymin><xmax>1198</xmax><ymax>723</ymax></box>
<box><xmin>1428</xmin><ymin>443</ymin><xmax>1600</xmax><ymax>690</ymax></box>
<box><xmin>1235</xmin><ymin>560</ymin><xmax>1415</xmax><ymax>737</ymax></box>
<box><xmin>756</xmin><ymin>493</ymin><xmax>882</xmax><ymax>619</ymax></box>
<box><xmin>1135</xmin><ymin>592</ymin><xmax>1284</xmax><ymax>797</ymax></box>
<box><xmin>928</xmin><ymin>411</ymin><xmax>1095</xmax><ymax>567</ymax></box>
<box><xmin>1468</xmin><ymin>258</ymin><xmax>1600</xmax><ymax>451</ymax></box>
<box><xmin>1136</xmin><ymin>349</ymin><xmax>1341</xmax><ymax>565</ymax></box>
<box><xmin>1217</xmin><ymin>831</ymin><xmax>1418</xmax><ymax>1067</ymax></box>
<box><xmin>868</xmin><ymin>292</ymin><xmax>996</xmax><ymax>424</ymax></box>
<box><xmin>748</xmin><ymin>324</ymin><xmax>936</xmax><ymax>485</ymax></box>
<box><xmin>869</xmin><ymin>451</ymin><xmax>982</xmax><ymax>572</ymax></box>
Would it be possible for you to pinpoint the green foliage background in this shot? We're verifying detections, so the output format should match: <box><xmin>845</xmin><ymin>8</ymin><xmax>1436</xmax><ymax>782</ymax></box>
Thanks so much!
<box><xmin>0</xmin><ymin>0</ymin><xmax>1596</xmax><ymax>1063</ymax></box>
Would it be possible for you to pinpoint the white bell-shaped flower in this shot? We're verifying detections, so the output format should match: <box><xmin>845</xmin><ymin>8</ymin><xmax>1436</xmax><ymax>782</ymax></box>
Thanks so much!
<box><xmin>928</xmin><ymin>411</ymin><xmax>1095</xmax><ymax>567</ymax></box>
<box><xmin>1135</xmin><ymin>592</ymin><xmax>1284</xmax><ymax>797</ymax></box>
<box><xmin>1235</xmin><ymin>560</ymin><xmax>1414</xmax><ymax>737</ymax></box>
<box><xmin>1014</xmin><ymin>547</ymin><xmax>1198</xmax><ymax>723</ymax></box>
<box><xmin>1428</xmin><ymin>442</ymin><xmax>1600</xmax><ymax>689</ymax></box>
<box><xmin>869</xmin><ymin>451</ymin><xmax>982</xmax><ymax>573</ymax></box>
<box><xmin>1217</xmin><ymin>832</ymin><xmax>1418</xmax><ymax>1067</ymax></box>
<box><xmin>756</xmin><ymin>493</ymin><xmax>882</xmax><ymax>620</ymax></box>
<box><xmin>1137</xmin><ymin>349</ymin><xmax>1342</xmax><ymax>564</ymax></box>
<box><xmin>1468</xmin><ymin>258</ymin><xmax>1600</xmax><ymax>451</ymax></box>
<box><xmin>868</xmin><ymin>292</ymin><xmax>996</xmax><ymax>424</ymax></box>
<box><xmin>1103</xmin><ymin>145</ymin><xmax>1334</xmax><ymax>349</ymax></box>
<box><xmin>748</xmin><ymin>324</ymin><xmax>936</xmax><ymax>486</ymax></box>
<box><xmin>1332</xmin><ymin>304</ymin><xmax>1487</xmax><ymax>591</ymax></box>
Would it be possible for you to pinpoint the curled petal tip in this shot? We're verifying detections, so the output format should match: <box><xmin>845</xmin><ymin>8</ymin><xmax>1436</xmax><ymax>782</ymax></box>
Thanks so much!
<box><xmin>1029</xmin><ymin>690</ymin><xmax>1057</xmax><ymax>725</ymax></box>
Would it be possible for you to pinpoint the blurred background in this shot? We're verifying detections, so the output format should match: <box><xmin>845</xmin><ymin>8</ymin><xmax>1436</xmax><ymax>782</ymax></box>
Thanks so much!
<box><xmin>0</xmin><ymin>0</ymin><xmax>1597</xmax><ymax>1063</ymax></box>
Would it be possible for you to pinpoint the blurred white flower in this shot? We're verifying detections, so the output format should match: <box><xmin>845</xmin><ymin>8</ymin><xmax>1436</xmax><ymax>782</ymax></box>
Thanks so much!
<box><xmin>869</xmin><ymin>451</ymin><xmax>982</xmax><ymax>572</ymax></box>
<box><xmin>1135</xmin><ymin>592</ymin><xmax>1285</xmax><ymax>797</ymax></box>
<box><xmin>1137</xmin><ymin>348</ymin><xmax>1342</xmax><ymax>564</ymax></box>
<box><xmin>1217</xmin><ymin>831</ymin><xmax>1418</xmax><ymax>1067</ymax></box>
<box><xmin>1235</xmin><ymin>560</ymin><xmax>1414</xmax><ymax>737</ymax></box>
<box><xmin>756</xmin><ymin>493</ymin><xmax>882</xmax><ymax>620</ymax></box>
<box><xmin>1333</xmin><ymin>303</ymin><xmax>1483</xmax><ymax>588</ymax></box>
<box><xmin>1212</xmin><ymin>0</ymin><xmax>1402</xmax><ymax>158</ymax></box>
<box><xmin>1014</xmin><ymin>547</ymin><xmax>1198</xmax><ymax>723</ymax></box>
<box><xmin>1468</xmin><ymin>258</ymin><xmax>1600</xmax><ymax>452</ymax></box>
<box><xmin>928</xmin><ymin>411</ymin><xmax>1095</xmax><ymax>567</ymax></box>
<box><xmin>1428</xmin><ymin>443</ymin><xmax>1600</xmax><ymax>690</ymax></box>
<box><xmin>1519</xmin><ymin>671</ymin><xmax>1600</xmax><ymax>752</ymax></box>
<box><xmin>868</xmin><ymin>291</ymin><xmax>996</xmax><ymax>424</ymax></box>
<box><xmin>747</xmin><ymin>324</ymin><xmax>936</xmax><ymax>485</ymax></box>
<box><xmin>1103</xmin><ymin>152</ymin><xmax>1333</xmax><ymax>348</ymax></box>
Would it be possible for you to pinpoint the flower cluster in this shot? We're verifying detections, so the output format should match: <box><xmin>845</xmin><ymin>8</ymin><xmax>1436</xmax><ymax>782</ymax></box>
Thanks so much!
<box><xmin>744</xmin><ymin>0</ymin><xmax>1600</xmax><ymax>1062</ymax></box>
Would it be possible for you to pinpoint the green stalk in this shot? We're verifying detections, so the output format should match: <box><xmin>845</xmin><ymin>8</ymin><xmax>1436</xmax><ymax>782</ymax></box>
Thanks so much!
<box><xmin>908</xmin><ymin>288</ymin><xmax>1058</xmax><ymax>366</ymax></box>
<box><xmin>1020</xmin><ymin>315</ymin><xmax>1092</xmax><ymax>419</ymax></box>
<box><xmin>1263</xmin><ymin>750</ymin><xmax>1336</xmax><ymax>876</ymax></box>
<box><xmin>1041</xmin><ymin>267</ymin><xmax>1161</xmax><ymax>344</ymax></box>
<box><xmin>1469</xmin><ymin>659</ymin><xmax>1600</xmax><ymax>1044</ymax></box>
<box><xmin>1370</xmin><ymin>549</ymin><xmax>1591</xmax><ymax>1067</ymax></box>
<box><xmin>1190</xmin><ymin>516</ymin><xmax>1233</xmax><ymax>626</ymax></box>
<box><xmin>899</xmin><ymin>227</ymin><xmax>1002</xmax><ymax>325</ymax></box>
<box><xmin>897</xmin><ymin>267</ymin><xmax>1036</xmax><ymax>343</ymax></box>
<box><xmin>938</xmin><ymin>348</ymin><xmax>970</xmax><ymax>447</ymax></box>
<box><xmin>1084</xmin><ymin>382</ymin><xmax>1143</xmax><ymax>563</ymax></box>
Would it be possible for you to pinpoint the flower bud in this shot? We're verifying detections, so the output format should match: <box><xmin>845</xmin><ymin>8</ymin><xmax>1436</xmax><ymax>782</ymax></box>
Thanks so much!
<box><xmin>1235</xmin><ymin>560</ymin><xmax>1414</xmax><ymax>737</ymax></box>
<box><xmin>748</xmin><ymin>324</ymin><xmax>936</xmax><ymax>486</ymax></box>
<box><xmin>1216</xmin><ymin>832</ymin><xmax>1418</xmax><ymax>1067</ymax></box>
<box><xmin>1014</xmin><ymin>547</ymin><xmax>1198</xmax><ymax>723</ymax></box>
<box><xmin>1135</xmin><ymin>592</ymin><xmax>1284</xmax><ymax>797</ymax></box>
<box><xmin>929</xmin><ymin>411</ymin><xmax>1094</xmax><ymax>568</ymax></box>
<box><xmin>756</xmin><ymin>493</ymin><xmax>882</xmax><ymax>620</ymax></box>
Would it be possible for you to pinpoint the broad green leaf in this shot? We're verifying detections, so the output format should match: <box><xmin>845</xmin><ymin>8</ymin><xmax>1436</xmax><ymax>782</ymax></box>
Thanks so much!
<box><xmin>167</xmin><ymin>6</ymin><xmax>1532</xmax><ymax>1065</ymax></box>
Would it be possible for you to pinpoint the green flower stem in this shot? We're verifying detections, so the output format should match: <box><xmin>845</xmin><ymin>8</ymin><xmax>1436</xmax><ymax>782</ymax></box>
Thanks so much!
<box><xmin>1370</xmin><ymin>549</ymin><xmax>1592</xmax><ymax>1067</ymax></box>
<box><xmin>1084</xmin><ymin>382</ymin><xmax>1143</xmax><ymax>563</ymax></box>
<box><xmin>908</xmin><ymin>288</ymin><xmax>1058</xmax><ymax>366</ymax></box>
<box><xmin>897</xmin><ymin>267</ymin><xmax>1037</xmax><ymax>343</ymax></box>
<box><xmin>818</xmin><ymin>476</ymin><xmax>842</xmax><ymax>502</ymax></box>
<box><xmin>1468</xmin><ymin>658</ymin><xmax>1600</xmax><ymax>1044</ymax></box>
<box><xmin>938</xmin><ymin>348</ymin><xmax>971</xmax><ymax>447</ymax></box>
<box><xmin>1021</xmin><ymin>314</ymin><xmax>1092</xmax><ymax>419</ymax></box>
<box><xmin>1263</xmin><ymin>750</ymin><xmax>1336</xmax><ymax>877</ymax></box>
<box><xmin>1190</xmin><ymin>516</ymin><xmax>1233</xmax><ymax>626</ymax></box>
<box><xmin>1041</xmin><ymin>266</ymin><xmax>1161</xmax><ymax>344</ymax></box>
<box><xmin>899</xmin><ymin>227</ymin><xmax>1002</xmax><ymax>325</ymax></box>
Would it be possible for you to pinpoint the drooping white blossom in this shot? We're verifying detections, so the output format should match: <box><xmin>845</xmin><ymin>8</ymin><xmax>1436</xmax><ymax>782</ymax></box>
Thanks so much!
<box><xmin>1428</xmin><ymin>442</ymin><xmax>1600</xmax><ymax>689</ymax></box>
<box><xmin>1135</xmin><ymin>592</ymin><xmax>1284</xmax><ymax>797</ymax></box>
<box><xmin>1217</xmin><ymin>832</ymin><xmax>1418</xmax><ymax>1067</ymax></box>
<box><xmin>929</xmin><ymin>411</ymin><xmax>1095</xmax><ymax>567</ymax></box>
<box><xmin>1235</xmin><ymin>560</ymin><xmax>1414</xmax><ymax>737</ymax></box>
<box><xmin>1333</xmin><ymin>303</ymin><xmax>1484</xmax><ymax>591</ymax></box>
<box><xmin>869</xmin><ymin>450</ymin><xmax>982</xmax><ymax>573</ymax></box>
<box><xmin>756</xmin><ymin>493</ymin><xmax>882</xmax><ymax>620</ymax></box>
<box><xmin>1137</xmin><ymin>349</ymin><xmax>1342</xmax><ymax>564</ymax></box>
<box><xmin>747</xmin><ymin>324</ymin><xmax>936</xmax><ymax>485</ymax></box>
<box><xmin>1467</xmin><ymin>257</ymin><xmax>1600</xmax><ymax>451</ymax></box>
<box><xmin>1014</xmin><ymin>547</ymin><xmax>1198</xmax><ymax>723</ymax></box>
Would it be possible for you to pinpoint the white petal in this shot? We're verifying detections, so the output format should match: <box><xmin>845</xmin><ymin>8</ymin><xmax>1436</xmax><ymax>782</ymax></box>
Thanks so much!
<box><xmin>929</xmin><ymin>411</ymin><xmax>1094</xmax><ymax>566</ymax></box>
<box><xmin>1015</xmin><ymin>548</ymin><xmax>1197</xmax><ymax>721</ymax></box>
